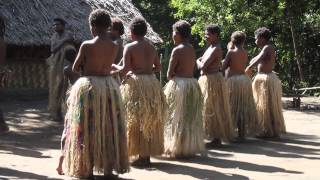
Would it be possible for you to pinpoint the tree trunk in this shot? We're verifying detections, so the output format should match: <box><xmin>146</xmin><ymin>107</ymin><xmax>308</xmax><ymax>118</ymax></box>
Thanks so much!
<box><xmin>289</xmin><ymin>18</ymin><xmax>305</xmax><ymax>82</ymax></box>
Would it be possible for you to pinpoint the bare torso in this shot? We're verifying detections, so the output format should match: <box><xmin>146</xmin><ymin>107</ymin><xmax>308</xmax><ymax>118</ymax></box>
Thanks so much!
<box><xmin>199</xmin><ymin>44</ymin><xmax>222</xmax><ymax>75</ymax></box>
<box><xmin>124</xmin><ymin>39</ymin><xmax>159</xmax><ymax>75</ymax></box>
<box><xmin>168</xmin><ymin>43</ymin><xmax>196</xmax><ymax>79</ymax></box>
<box><xmin>73</xmin><ymin>36</ymin><xmax>118</xmax><ymax>76</ymax></box>
<box><xmin>257</xmin><ymin>45</ymin><xmax>276</xmax><ymax>73</ymax></box>
<box><xmin>224</xmin><ymin>48</ymin><xmax>248</xmax><ymax>78</ymax></box>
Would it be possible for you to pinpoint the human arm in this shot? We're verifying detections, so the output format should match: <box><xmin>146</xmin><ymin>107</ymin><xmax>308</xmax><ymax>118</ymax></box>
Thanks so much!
<box><xmin>51</xmin><ymin>32</ymin><xmax>74</xmax><ymax>53</ymax></box>
<box><xmin>167</xmin><ymin>48</ymin><xmax>179</xmax><ymax>80</ymax></box>
<box><xmin>221</xmin><ymin>51</ymin><xmax>231</xmax><ymax>71</ymax></box>
<box><xmin>72</xmin><ymin>42</ymin><xmax>86</xmax><ymax>73</ymax></box>
<box><xmin>247</xmin><ymin>46</ymin><xmax>268</xmax><ymax>69</ymax></box>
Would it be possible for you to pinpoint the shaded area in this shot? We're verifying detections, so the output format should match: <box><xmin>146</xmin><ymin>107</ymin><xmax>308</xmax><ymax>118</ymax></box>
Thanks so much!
<box><xmin>0</xmin><ymin>167</ymin><xmax>62</xmax><ymax>180</ymax></box>
<box><xmin>212</xmin><ymin>133</ymin><xmax>320</xmax><ymax>160</ymax></box>
<box><xmin>149</xmin><ymin>162</ymin><xmax>249</xmax><ymax>180</ymax></box>
<box><xmin>0</xmin><ymin>99</ymin><xmax>62</xmax><ymax>158</ymax></box>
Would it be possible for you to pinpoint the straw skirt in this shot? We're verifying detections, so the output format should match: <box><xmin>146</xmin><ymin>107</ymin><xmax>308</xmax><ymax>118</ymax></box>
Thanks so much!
<box><xmin>199</xmin><ymin>73</ymin><xmax>234</xmax><ymax>141</ymax></box>
<box><xmin>164</xmin><ymin>77</ymin><xmax>204</xmax><ymax>157</ymax></box>
<box><xmin>120</xmin><ymin>74</ymin><xmax>167</xmax><ymax>157</ymax></box>
<box><xmin>252</xmin><ymin>72</ymin><xmax>286</xmax><ymax>136</ymax></box>
<box><xmin>63</xmin><ymin>76</ymin><xmax>129</xmax><ymax>178</ymax></box>
<box><xmin>227</xmin><ymin>74</ymin><xmax>258</xmax><ymax>137</ymax></box>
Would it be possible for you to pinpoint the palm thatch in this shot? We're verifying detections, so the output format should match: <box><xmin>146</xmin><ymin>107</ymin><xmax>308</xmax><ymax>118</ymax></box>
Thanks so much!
<box><xmin>0</xmin><ymin>0</ymin><xmax>163</xmax><ymax>46</ymax></box>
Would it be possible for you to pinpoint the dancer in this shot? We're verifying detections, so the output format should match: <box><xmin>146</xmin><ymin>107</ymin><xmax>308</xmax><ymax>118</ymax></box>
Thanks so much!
<box><xmin>246</xmin><ymin>27</ymin><xmax>286</xmax><ymax>138</ymax></box>
<box><xmin>113</xmin><ymin>17</ymin><xmax>167</xmax><ymax>166</ymax></box>
<box><xmin>63</xmin><ymin>9</ymin><xmax>129</xmax><ymax>178</ymax></box>
<box><xmin>164</xmin><ymin>20</ymin><xmax>204</xmax><ymax>157</ymax></box>
<box><xmin>222</xmin><ymin>31</ymin><xmax>258</xmax><ymax>140</ymax></box>
<box><xmin>197</xmin><ymin>24</ymin><xmax>234</xmax><ymax>146</ymax></box>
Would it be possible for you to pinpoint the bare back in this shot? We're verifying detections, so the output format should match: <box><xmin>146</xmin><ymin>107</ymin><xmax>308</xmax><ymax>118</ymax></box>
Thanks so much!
<box><xmin>168</xmin><ymin>43</ymin><xmax>196</xmax><ymax>79</ymax></box>
<box><xmin>73</xmin><ymin>36</ymin><xmax>118</xmax><ymax>76</ymax></box>
<box><xmin>257</xmin><ymin>45</ymin><xmax>276</xmax><ymax>73</ymax></box>
<box><xmin>223</xmin><ymin>48</ymin><xmax>248</xmax><ymax>77</ymax></box>
<box><xmin>123</xmin><ymin>39</ymin><xmax>159</xmax><ymax>75</ymax></box>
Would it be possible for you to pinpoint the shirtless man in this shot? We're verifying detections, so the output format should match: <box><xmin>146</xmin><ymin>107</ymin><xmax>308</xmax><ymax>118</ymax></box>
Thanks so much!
<box><xmin>62</xmin><ymin>9</ymin><xmax>129</xmax><ymax>178</ymax></box>
<box><xmin>164</xmin><ymin>20</ymin><xmax>204</xmax><ymax>158</ymax></box>
<box><xmin>0</xmin><ymin>17</ymin><xmax>9</xmax><ymax>134</ymax></box>
<box><xmin>246</xmin><ymin>27</ymin><xmax>286</xmax><ymax>138</ymax></box>
<box><xmin>47</xmin><ymin>18</ymin><xmax>74</xmax><ymax>121</ymax></box>
<box><xmin>197</xmin><ymin>25</ymin><xmax>234</xmax><ymax>147</ymax></box>
<box><xmin>113</xmin><ymin>17</ymin><xmax>166</xmax><ymax>167</ymax></box>
<box><xmin>222</xmin><ymin>31</ymin><xmax>258</xmax><ymax>140</ymax></box>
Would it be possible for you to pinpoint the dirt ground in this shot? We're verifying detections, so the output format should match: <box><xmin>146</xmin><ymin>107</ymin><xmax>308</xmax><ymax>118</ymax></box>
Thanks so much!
<box><xmin>0</xmin><ymin>98</ymin><xmax>319</xmax><ymax>180</ymax></box>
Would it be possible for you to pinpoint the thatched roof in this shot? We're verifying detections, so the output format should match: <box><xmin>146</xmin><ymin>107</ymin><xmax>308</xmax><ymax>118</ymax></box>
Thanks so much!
<box><xmin>0</xmin><ymin>0</ymin><xmax>163</xmax><ymax>46</ymax></box>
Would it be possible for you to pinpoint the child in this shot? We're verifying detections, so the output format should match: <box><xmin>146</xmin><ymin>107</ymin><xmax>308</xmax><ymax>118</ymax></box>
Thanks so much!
<box><xmin>222</xmin><ymin>31</ymin><xmax>258</xmax><ymax>140</ymax></box>
<box><xmin>164</xmin><ymin>20</ymin><xmax>204</xmax><ymax>157</ymax></box>
<box><xmin>246</xmin><ymin>27</ymin><xmax>286</xmax><ymax>138</ymax></box>
<box><xmin>110</xmin><ymin>18</ymin><xmax>125</xmax><ymax>65</ymax></box>
<box><xmin>197</xmin><ymin>24</ymin><xmax>234</xmax><ymax>146</ymax></box>
<box><xmin>113</xmin><ymin>17</ymin><xmax>167</xmax><ymax>166</ymax></box>
<box><xmin>62</xmin><ymin>9</ymin><xmax>129</xmax><ymax>178</ymax></box>
<box><xmin>56</xmin><ymin>45</ymin><xmax>79</xmax><ymax>175</ymax></box>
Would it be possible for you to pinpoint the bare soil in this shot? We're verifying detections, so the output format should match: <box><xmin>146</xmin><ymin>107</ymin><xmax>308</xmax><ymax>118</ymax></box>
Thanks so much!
<box><xmin>0</xmin><ymin>98</ymin><xmax>319</xmax><ymax>180</ymax></box>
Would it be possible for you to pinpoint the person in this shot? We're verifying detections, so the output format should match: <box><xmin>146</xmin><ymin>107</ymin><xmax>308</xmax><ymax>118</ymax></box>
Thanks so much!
<box><xmin>197</xmin><ymin>25</ymin><xmax>234</xmax><ymax>146</ymax></box>
<box><xmin>56</xmin><ymin>45</ymin><xmax>79</xmax><ymax>175</ymax></box>
<box><xmin>245</xmin><ymin>27</ymin><xmax>286</xmax><ymax>138</ymax></box>
<box><xmin>62</xmin><ymin>9</ymin><xmax>129</xmax><ymax>178</ymax></box>
<box><xmin>164</xmin><ymin>20</ymin><xmax>204</xmax><ymax>158</ymax></box>
<box><xmin>223</xmin><ymin>41</ymin><xmax>235</xmax><ymax>78</ymax></box>
<box><xmin>222</xmin><ymin>31</ymin><xmax>258</xmax><ymax>141</ymax></box>
<box><xmin>47</xmin><ymin>17</ymin><xmax>74</xmax><ymax>121</ymax></box>
<box><xmin>0</xmin><ymin>16</ymin><xmax>9</xmax><ymax>134</ymax></box>
<box><xmin>110</xmin><ymin>18</ymin><xmax>125</xmax><ymax>65</ymax></box>
<box><xmin>112</xmin><ymin>17</ymin><xmax>167</xmax><ymax>167</ymax></box>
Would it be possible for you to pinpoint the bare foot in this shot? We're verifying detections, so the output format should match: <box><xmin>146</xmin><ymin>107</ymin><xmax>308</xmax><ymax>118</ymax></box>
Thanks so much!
<box><xmin>56</xmin><ymin>167</ymin><xmax>64</xmax><ymax>175</ymax></box>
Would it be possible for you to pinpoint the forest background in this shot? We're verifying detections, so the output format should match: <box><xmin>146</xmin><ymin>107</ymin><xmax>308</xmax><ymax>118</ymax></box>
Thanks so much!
<box><xmin>132</xmin><ymin>0</ymin><xmax>320</xmax><ymax>95</ymax></box>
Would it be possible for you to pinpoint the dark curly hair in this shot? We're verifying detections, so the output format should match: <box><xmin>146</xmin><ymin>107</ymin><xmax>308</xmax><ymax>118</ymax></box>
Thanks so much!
<box><xmin>129</xmin><ymin>17</ymin><xmax>147</xmax><ymax>36</ymax></box>
<box><xmin>254</xmin><ymin>27</ymin><xmax>271</xmax><ymax>41</ymax></box>
<box><xmin>206</xmin><ymin>24</ymin><xmax>220</xmax><ymax>36</ymax></box>
<box><xmin>172</xmin><ymin>20</ymin><xmax>191</xmax><ymax>39</ymax></box>
<box><xmin>231</xmin><ymin>31</ymin><xmax>246</xmax><ymax>46</ymax></box>
<box><xmin>89</xmin><ymin>9</ymin><xmax>111</xmax><ymax>29</ymax></box>
<box><xmin>112</xmin><ymin>18</ymin><xmax>124</xmax><ymax>35</ymax></box>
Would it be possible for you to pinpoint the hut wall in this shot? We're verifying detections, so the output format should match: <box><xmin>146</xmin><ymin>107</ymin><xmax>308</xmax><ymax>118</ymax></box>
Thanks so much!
<box><xmin>4</xmin><ymin>45</ymin><xmax>50</xmax><ymax>90</ymax></box>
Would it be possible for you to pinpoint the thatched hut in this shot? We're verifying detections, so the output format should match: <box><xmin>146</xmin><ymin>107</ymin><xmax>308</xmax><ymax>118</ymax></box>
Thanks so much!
<box><xmin>0</xmin><ymin>0</ymin><xmax>162</xmax><ymax>93</ymax></box>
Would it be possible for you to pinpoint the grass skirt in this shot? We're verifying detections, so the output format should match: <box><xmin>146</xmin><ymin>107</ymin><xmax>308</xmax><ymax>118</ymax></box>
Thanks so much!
<box><xmin>120</xmin><ymin>74</ymin><xmax>167</xmax><ymax>157</ymax></box>
<box><xmin>164</xmin><ymin>78</ymin><xmax>204</xmax><ymax>157</ymax></box>
<box><xmin>63</xmin><ymin>76</ymin><xmax>129</xmax><ymax>178</ymax></box>
<box><xmin>252</xmin><ymin>72</ymin><xmax>286</xmax><ymax>136</ymax></box>
<box><xmin>227</xmin><ymin>74</ymin><xmax>258</xmax><ymax>137</ymax></box>
<box><xmin>198</xmin><ymin>73</ymin><xmax>234</xmax><ymax>141</ymax></box>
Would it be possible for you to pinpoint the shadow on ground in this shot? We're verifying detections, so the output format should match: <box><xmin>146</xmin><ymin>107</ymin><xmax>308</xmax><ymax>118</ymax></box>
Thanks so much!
<box><xmin>0</xmin><ymin>167</ymin><xmax>62</xmax><ymax>180</ymax></box>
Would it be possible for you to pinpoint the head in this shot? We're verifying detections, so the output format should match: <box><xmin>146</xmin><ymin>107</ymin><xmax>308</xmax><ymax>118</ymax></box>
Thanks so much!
<box><xmin>231</xmin><ymin>31</ymin><xmax>246</xmax><ymax>47</ymax></box>
<box><xmin>129</xmin><ymin>17</ymin><xmax>147</xmax><ymax>40</ymax></box>
<box><xmin>89</xmin><ymin>9</ymin><xmax>111</xmax><ymax>37</ymax></box>
<box><xmin>111</xmin><ymin>18</ymin><xmax>124</xmax><ymax>39</ymax></box>
<box><xmin>172</xmin><ymin>20</ymin><xmax>191</xmax><ymax>45</ymax></box>
<box><xmin>205</xmin><ymin>24</ymin><xmax>220</xmax><ymax>44</ymax></box>
<box><xmin>53</xmin><ymin>18</ymin><xmax>66</xmax><ymax>33</ymax></box>
<box><xmin>254</xmin><ymin>27</ymin><xmax>271</xmax><ymax>47</ymax></box>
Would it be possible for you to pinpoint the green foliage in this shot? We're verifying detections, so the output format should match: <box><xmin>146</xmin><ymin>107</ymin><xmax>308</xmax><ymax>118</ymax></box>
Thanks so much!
<box><xmin>132</xmin><ymin>0</ymin><xmax>319</xmax><ymax>94</ymax></box>
<box><xmin>171</xmin><ymin>0</ymin><xmax>320</xmax><ymax>94</ymax></box>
